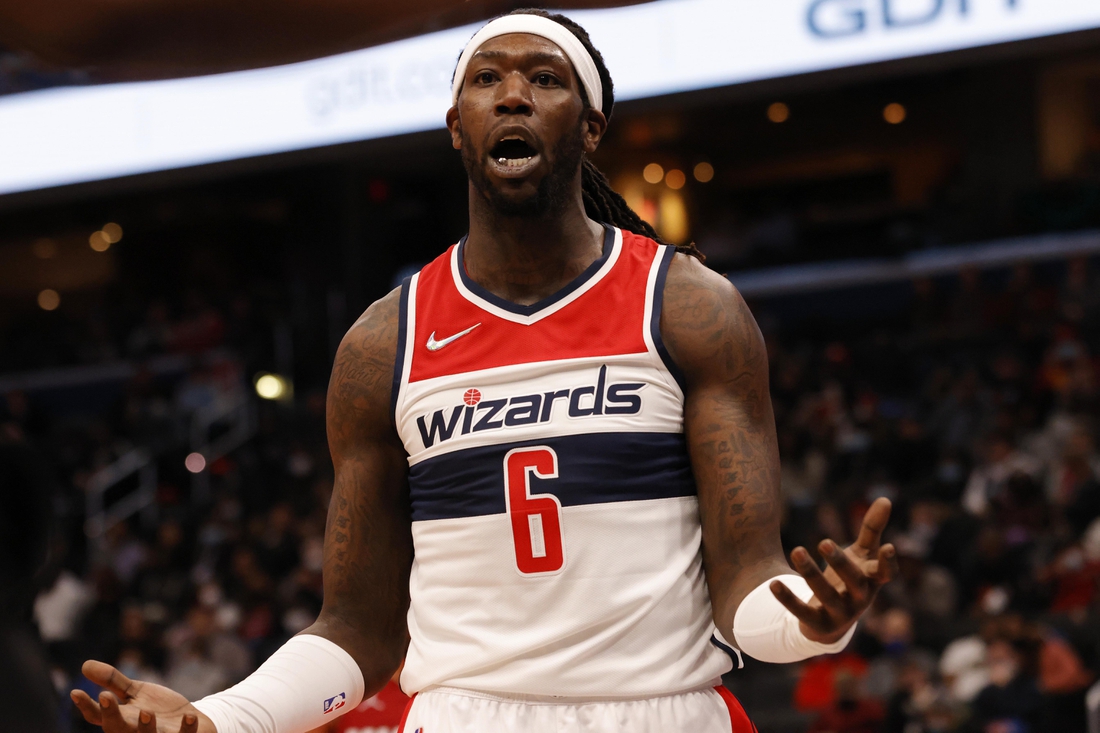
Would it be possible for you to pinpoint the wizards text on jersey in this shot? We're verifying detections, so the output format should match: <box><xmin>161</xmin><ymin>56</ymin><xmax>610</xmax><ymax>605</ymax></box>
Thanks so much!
<box><xmin>416</xmin><ymin>365</ymin><xmax>644</xmax><ymax>449</ymax></box>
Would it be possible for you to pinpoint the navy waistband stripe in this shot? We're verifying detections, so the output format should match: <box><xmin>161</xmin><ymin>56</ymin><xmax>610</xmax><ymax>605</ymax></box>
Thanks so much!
<box><xmin>408</xmin><ymin>432</ymin><xmax>695</xmax><ymax>522</ymax></box>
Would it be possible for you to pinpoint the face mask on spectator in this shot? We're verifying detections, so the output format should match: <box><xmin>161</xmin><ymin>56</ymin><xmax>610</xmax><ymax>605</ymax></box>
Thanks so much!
<box><xmin>884</xmin><ymin>639</ymin><xmax>910</xmax><ymax>657</ymax></box>
<box><xmin>938</xmin><ymin>461</ymin><xmax>963</xmax><ymax>484</ymax></box>
<box><xmin>988</xmin><ymin>658</ymin><xmax>1018</xmax><ymax>686</ymax></box>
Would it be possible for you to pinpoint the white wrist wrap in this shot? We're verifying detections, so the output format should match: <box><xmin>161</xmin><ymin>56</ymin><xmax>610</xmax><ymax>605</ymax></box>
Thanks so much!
<box><xmin>732</xmin><ymin>575</ymin><xmax>857</xmax><ymax>664</ymax></box>
<box><xmin>192</xmin><ymin>634</ymin><xmax>365</xmax><ymax>733</ymax></box>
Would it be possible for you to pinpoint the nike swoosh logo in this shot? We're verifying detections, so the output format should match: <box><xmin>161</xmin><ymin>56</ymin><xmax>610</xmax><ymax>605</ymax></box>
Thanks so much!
<box><xmin>426</xmin><ymin>323</ymin><xmax>481</xmax><ymax>351</ymax></box>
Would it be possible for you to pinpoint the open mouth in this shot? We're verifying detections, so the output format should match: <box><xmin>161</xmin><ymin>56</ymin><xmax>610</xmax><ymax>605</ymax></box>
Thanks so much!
<box><xmin>490</xmin><ymin>137</ymin><xmax>539</xmax><ymax>168</ymax></box>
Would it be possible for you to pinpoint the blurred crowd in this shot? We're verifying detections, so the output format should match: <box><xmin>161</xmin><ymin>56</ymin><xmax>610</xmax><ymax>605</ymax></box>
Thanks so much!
<box><xmin>7</xmin><ymin>381</ymin><xmax>337</xmax><ymax>731</ymax></box>
<box><xmin>2</xmin><ymin>254</ymin><xmax>1099</xmax><ymax>733</ymax></box>
<box><xmin>0</xmin><ymin>285</ymin><xmax>275</xmax><ymax>375</ymax></box>
<box><xmin>765</xmin><ymin>257</ymin><xmax>1100</xmax><ymax>732</ymax></box>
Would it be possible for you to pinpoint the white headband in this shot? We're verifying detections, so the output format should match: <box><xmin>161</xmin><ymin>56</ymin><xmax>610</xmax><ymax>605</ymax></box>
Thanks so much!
<box><xmin>451</xmin><ymin>14</ymin><xmax>604</xmax><ymax>113</ymax></box>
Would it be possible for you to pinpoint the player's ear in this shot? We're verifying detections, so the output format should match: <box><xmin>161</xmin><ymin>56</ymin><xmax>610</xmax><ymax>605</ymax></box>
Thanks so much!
<box><xmin>446</xmin><ymin>106</ymin><xmax>462</xmax><ymax>150</ymax></box>
<box><xmin>582</xmin><ymin>107</ymin><xmax>607</xmax><ymax>155</ymax></box>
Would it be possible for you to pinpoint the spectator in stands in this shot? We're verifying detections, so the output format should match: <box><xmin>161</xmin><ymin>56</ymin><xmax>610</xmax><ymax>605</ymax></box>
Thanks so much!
<box><xmin>794</xmin><ymin>647</ymin><xmax>870</xmax><ymax>713</ymax></box>
<box><xmin>1036</xmin><ymin>624</ymin><xmax>1094</xmax><ymax>731</ymax></box>
<box><xmin>34</xmin><ymin>566</ymin><xmax>93</xmax><ymax>654</ymax></box>
<box><xmin>133</xmin><ymin>520</ymin><xmax>193</xmax><ymax>616</ymax></box>
<box><xmin>961</xmin><ymin>433</ymin><xmax>1041</xmax><ymax>517</ymax></box>
<box><xmin>970</xmin><ymin>635</ymin><xmax>1043</xmax><ymax>732</ymax></box>
<box><xmin>882</xmin><ymin>653</ymin><xmax>961</xmax><ymax>733</ymax></box>
<box><xmin>1047</xmin><ymin>428</ymin><xmax>1100</xmax><ymax>533</ymax></box>
<box><xmin>165</xmin><ymin>604</ymin><xmax>251</xmax><ymax>685</ymax></box>
<box><xmin>940</xmin><ymin>629</ymin><xmax>991</xmax><ymax>705</ymax></box>
<box><xmin>1038</xmin><ymin>518</ymin><xmax>1100</xmax><ymax>616</ymax></box>
<box><xmin>103</xmin><ymin>523</ymin><xmax>148</xmax><ymax>588</ymax></box>
<box><xmin>926</xmin><ymin>368</ymin><xmax>993</xmax><ymax>452</ymax></box>
<box><xmin>1087</xmin><ymin>678</ymin><xmax>1100</xmax><ymax>733</ymax></box>
<box><xmin>863</xmin><ymin>608</ymin><xmax>938</xmax><ymax>701</ymax></box>
<box><xmin>165</xmin><ymin>638</ymin><xmax>229</xmax><ymax>702</ymax></box>
<box><xmin>891</xmin><ymin>529</ymin><xmax>956</xmax><ymax>614</ymax></box>
<box><xmin>808</xmin><ymin>670</ymin><xmax>885</xmax><ymax>733</ymax></box>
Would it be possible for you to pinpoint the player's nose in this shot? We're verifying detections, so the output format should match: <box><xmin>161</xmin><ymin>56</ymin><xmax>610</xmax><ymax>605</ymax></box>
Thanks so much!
<box><xmin>494</xmin><ymin>72</ymin><xmax>533</xmax><ymax>116</ymax></box>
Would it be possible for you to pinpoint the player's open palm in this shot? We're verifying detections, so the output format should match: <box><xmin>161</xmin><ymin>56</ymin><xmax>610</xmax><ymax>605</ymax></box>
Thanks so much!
<box><xmin>71</xmin><ymin>660</ymin><xmax>213</xmax><ymax>733</ymax></box>
<box><xmin>771</xmin><ymin>496</ymin><xmax>899</xmax><ymax>644</ymax></box>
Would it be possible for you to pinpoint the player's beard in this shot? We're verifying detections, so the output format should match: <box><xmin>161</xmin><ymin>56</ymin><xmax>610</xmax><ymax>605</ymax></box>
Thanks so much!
<box><xmin>462</xmin><ymin>121</ymin><xmax>585</xmax><ymax>218</ymax></box>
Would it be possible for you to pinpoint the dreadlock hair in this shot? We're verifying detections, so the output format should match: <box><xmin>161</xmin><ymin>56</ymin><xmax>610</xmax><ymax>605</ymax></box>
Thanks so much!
<box><xmin>500</xmin><ymin>8</ymin><xmax>705</xmax><ymax>263</ymax></box>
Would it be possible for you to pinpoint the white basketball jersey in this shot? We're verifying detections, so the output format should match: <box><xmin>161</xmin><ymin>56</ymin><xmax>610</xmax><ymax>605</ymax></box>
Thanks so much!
<box><xmin>392</xmin><ymin>227</ymin><xmax>732</xmax><ymax>698</ymax></box>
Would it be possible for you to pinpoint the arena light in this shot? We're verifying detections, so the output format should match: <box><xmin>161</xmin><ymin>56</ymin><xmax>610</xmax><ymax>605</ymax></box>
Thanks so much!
<box><xmin>184</xmin><ymin>452</ymin><xmax>207</xmax><ymax>473</ymax></box>
<box><xmin>665</xmin><ymin>169</ymin><xmax>686</xmax><ymax>190</ymax></box>
<box><xmin>767</xmin><ymin>102</ymin><xmax>790</xmax><ymax>123</ymax></box>
<box><xmin>643</xmin><ymin>163</ymin><xmax>664</xmax><ymax>184</ymax></box>
<box><xmin>693</xmin><ymin>162</ymin><xmax>714</xmax><ymax>183</ymax></box>
<box><xmin>619</xmin><ymin>181</ymin><xmax>646</xmax><ymax>219</ymax></box>
<box><xmin>255</xmin><ymin>372</ymin><xmax>291</xmax><ymax>400</ymax></box>
<box><xmin>37</xmin><ymin>289</ymin><xmax>60</xmax><ymax>311</ymax></box>
<box><xmin>102</xmin><ymin>223</ymin><xmax>124</xmax><ymax>243</ymax></box>
<box><xmin>658</xmin><ymin>191</ymin><xmax>689</xmax><ymax>244</ymax></box>
<box><xmin>89</xmin><ymin>230</ymin><xmax>111</xmax><ymax>252</ymax></box>
<box><xmin>883</xmin><ymin>103</ymin><xmax>907</xmax><ymax>124</ymax></box>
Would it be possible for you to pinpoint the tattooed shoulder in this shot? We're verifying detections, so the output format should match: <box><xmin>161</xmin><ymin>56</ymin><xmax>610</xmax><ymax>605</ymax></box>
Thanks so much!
<box><xmin>327</xmin><ymin>286</ymin><xmax>403</xmax><ymax>455</ymax></box>
<box><xmin>660</xmin><ymin>253</ymin><xmax>767</xmax><ymax>389</ymax></box>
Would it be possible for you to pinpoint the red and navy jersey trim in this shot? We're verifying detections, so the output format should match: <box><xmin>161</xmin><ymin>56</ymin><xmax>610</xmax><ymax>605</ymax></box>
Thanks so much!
<box><xmin>454</xmin><ymin>226</ymin><xmax>615</xmax><ymax>318</ymax></box>
<box><xmin>650</xmin><ymin>245</ymin><xmax>686</xmax><ymax>393</ymax></box>
<box><xmin>710</xmin><ymin>633</ymin><xmax>745</xmax><ymax>669</ymax></box>
<box><xmin>391</xmin><ymin>276</ymin><xmax>412</xmax><ymax>425</ymax></box>
<box><xmin>716</xmin><ymin>686</ymin><xmax>760</xmax><ymax>733</ymax></box>
<box><xmin>406</xmin><ymin>230</ymin><xmax>647</xmax><ymax>382</ymax></box>
<box><xmin>408</xmin><ymin>432</ymin><xmax>695</xmax><ymax>521</ymax></box>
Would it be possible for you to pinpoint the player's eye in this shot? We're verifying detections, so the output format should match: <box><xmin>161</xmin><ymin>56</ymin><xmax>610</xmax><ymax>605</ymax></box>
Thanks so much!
<box><xmin>534</xmin><ymin>73</ymin><xmax>559</xmax><ymax>87</ymax></box>
<box><xmin>474</xmin><ymin>71</ymin><xmax>496</xmax><ymax>85</ymax></box>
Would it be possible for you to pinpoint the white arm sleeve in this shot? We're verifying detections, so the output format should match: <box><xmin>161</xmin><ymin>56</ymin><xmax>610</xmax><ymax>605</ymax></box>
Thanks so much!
<box><xmin>192</xmin><ymin>634</ymin><xmax>365</xmax><ymax>733</ymax></box>
<box><xmin>732</xmin><ymin>575</ymin><xmax>857</xmax><ymax>664</ymax></box>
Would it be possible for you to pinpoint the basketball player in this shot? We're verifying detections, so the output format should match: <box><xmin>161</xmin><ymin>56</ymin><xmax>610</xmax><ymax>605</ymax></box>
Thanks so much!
<box><xmin>71</xmin><ymin>10</ymin><xmax>898</xmax><ymax>732</ymax></box>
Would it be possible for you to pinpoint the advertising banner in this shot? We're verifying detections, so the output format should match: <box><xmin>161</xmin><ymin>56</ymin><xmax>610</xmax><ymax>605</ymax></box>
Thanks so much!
<box><xmin>1</xmin><ymin>0</ymin><xmax>1097</xmax><ymax>195</ymax></box>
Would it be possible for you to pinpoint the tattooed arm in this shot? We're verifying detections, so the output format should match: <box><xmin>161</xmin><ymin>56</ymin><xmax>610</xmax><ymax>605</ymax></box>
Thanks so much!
<box><xmin>306</xmin><ymin>286</ymin><xmax>413</xmax><ymax>689</ymax></box>
<box><xmin>660</xmin><ymin>256</ymin><xmax>787</xmax><ymax>638</ymax></box>
<box><xmin>662</xmin><ymin>255</ymin><xmax>896</xmax><ymax>648</ymax></box>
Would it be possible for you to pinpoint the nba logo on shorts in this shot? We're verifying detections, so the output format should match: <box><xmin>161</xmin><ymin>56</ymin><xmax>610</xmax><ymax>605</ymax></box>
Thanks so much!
<box><xmin>323</xmin><ymin>692</ymin><xmax>346</xmax><ymax>714</ymax></box>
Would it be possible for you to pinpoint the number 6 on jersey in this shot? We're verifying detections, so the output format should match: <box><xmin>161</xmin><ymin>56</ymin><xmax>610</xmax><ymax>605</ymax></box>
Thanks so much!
<box><xmin>504</xmin><ymin>447</ymin><xmax>565</xmax><ymax>575</ymax></box>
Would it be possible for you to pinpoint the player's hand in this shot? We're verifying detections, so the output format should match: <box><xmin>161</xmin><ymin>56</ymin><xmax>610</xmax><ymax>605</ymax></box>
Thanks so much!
<box><xmin>70</xmin><ymin>660</ymin><xmax>215</xmax><ymax>733</ymax></box>
<box><xmin>770</xmin><ymin>497</ymin><xmax>898</xmax><ymax>644</ymax></box>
